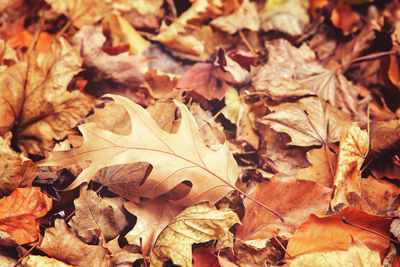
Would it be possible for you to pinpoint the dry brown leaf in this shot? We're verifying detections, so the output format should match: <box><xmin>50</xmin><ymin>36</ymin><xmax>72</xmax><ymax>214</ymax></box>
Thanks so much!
<box><xmin>0</xmin><ymin>133</ymin><xmax>36</xmax><ymax>197</ymax></box>
<box><xmin>22</xmin><ymin>255</ymin><xmax>73</xmax><ymax>267</ymax></box>
<box><xmin>39</xmin><ymin>94</ymin><xmax>238</xmax><ymax>207</ymax></box>
<box><xmin>39</xmin><ymin>219</ymin><xmax>111</xmax><ymax>267</ymax></box>
<box><xmin>286</xmin><ymin>206</ymin><xmax>391</xmax><ymax>259</ymax></box>
<box><xmin>150</xmin><ymin>203</ymin><xmax>239</xmax><ymax>267</ymax></box>
<box><xmin>236</xmin><ymin>175</ymin><xmax>332</xmax><ymax>241</ymax></box>
<box><xmin>287</xmin><ymin>240</ymin><xmax>382</xmax><ymax>267</ymax></box>
<box><xmin>13</xmin><ymin>37</ymin><xmax>93</xmax><ymax>155</ymax></box>
<box><xmin>211</xmin><ymin>0</ymin><xmax>260</xmax><ymax>34</ymax></box>
<box><xmin>70</xmin><ymin>185</ymin><xmax>128</xmax><ymax>243</ymax></box>
<box><xmin>297</xmin><ymin>147</ymin><xmax>338</xmax><ymax>187</ymax></box>
<box><xmin>331</xmin><ymin>124</ymin><xmax>368</xmax><ymax>207</ymax></box>
<box><xmin>104</xmin><ymin>237</ymin><xmax>142</xmax><ymax>267</ymax></box>
<box><xmin>0</xmin><ymin>187</ymin><xmax>52</xmax><ymax>244</ymax></box>
<box><xmin>260</xmin><ymin>97</ymin><xmax>352</xmax><ymax>147</ymax></box>
<box><xmin>124</xmin><ymin>198</ymin><xmax>184</xmax><ymax>256</ymax></box>
<box><xmin>73</xmin><ymin>25</ymin><xmax>149</xmax><ymax>86</ymax></box>
<box><xmin>253</xmin><ymin>39</ymin><xmax>360</xmax><ymax>116</ymax></box>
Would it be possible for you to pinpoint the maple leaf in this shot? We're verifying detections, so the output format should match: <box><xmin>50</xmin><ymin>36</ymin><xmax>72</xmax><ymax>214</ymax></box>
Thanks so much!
<box><xmin>0</xmin><ymin>187</ymin><xmax>52</xmax><ymax>244</ymax></box>
<box><xmin>124</xmin><ymin>197</ymin><xmax>184</xmax><ymax>256</ymax></box>
<box><xmin>149</xmin><ymin>203</ymin><xmax>240</xmax><ymax>267</ymax></box>
<box><xmin>260</xmin><ymin>97</ymin><xmax>352</xmax><ymax>147</ymax></box>
<box><xmin>70</xmin><ymin>185</ymin><xmax>128</xmax><ymax>243</ymax></box>
<box><xmin>39</xmin><ymin>94</ymin><xmax>239</xmax><ymax>207</ymax></box>
<box><xmin>39</xmin><ymin>219</ymin><xmax>111</xmax><ymax>267</ymax></box>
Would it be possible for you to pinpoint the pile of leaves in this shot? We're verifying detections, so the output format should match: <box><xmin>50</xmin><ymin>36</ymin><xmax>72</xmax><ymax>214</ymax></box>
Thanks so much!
<box><xmin>2</xmin><ymin>0</ymin><xmax>400</xmax><ymax>266</ymax></box>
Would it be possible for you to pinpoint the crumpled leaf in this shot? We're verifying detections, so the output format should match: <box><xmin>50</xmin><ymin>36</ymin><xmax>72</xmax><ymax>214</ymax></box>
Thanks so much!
<box><xmin>124</xmin><ymin>198</ymin><xmax>184</xmax><ymax>256</ymax></box>
<box><xmin>236</xmin><ymin>175</ymin><xmax>332</xmax><ymax>241</ymax></box>
<box><xmin>39</xmin><ymin>94</ymin><xmax>239</xmax><ymax>207</ymax></box>
<box><xmin>70</xmin><ymin>185</ymin><xmax>128</xmax><ymax>243</ymax></box>
<box><xmin>286</xmin><ymin>206</ymin><xmax>392</xmax><ymax>259</ymax></box>
<box><xmin>0</xmin><ymin>187</ymin><xmax>52</xmax><ymax>244</ymax></box>
<box><xmin>260</xmin><ymin>0</ymin><xmax>309</xmax><ymax>36</ymax></box>
<box><xmin>287</xmin><ymin>240</ymin><xmax>382</xmax><ymax>267</ymax></box>
<box><xmin>39</xmin><ymin>219</ymin><xmax>111</xmax><ymax>267</ymax></box>
<box><xmin>331</xmin><ymin>124</ymin><xmax>368</xmax><ymax>207</ymax></box>
<box><xmin>73</xmin><ymin>25</ymin><xmax>149</xmax><ymax>86</ymax></box>
<box><xmin>104</xmin><ymin>237</ymin><xmax>142</xmax><ymax>267</ymax></box>
<box><xmin>193</xmin><ymin>247</ymin><xmax>219</xmax><ymax>267</ymax></box>
<box><xmin>211</xmin><ymin>0</ymin><xmax>260</xmax><ymax>34</ymax></box>
<box><xmin>297</xmin><ymin>147</ymin><xmax>337</xmax><ymax>187</ymax></box>
<box><xmin>253</xmin><ymin>39</ymin><xmax>360</xmax><ymax>116</ymax></box>
<box><xmin>22</xmin><ymin>255</ymin><xmax>72</xmax><ymax>267</ymax></box>
<box><xmin>150</xmin><ymin>203</ymin><xmax>240</xmax><ymax>267</ymax></box>
<box><xmin>0</xmin><ymin>133</ymin><xmax>36</xmax><ymax>197</ymax></box>
<box><xmin>14</xmin><ymin>37</ymin><xmax>93</xmax><ymax>155</ymax></box>
<box><xmin>260</xmin><ymin>97</ymin><xmax>352</xmax><ymax>147</ymax></box>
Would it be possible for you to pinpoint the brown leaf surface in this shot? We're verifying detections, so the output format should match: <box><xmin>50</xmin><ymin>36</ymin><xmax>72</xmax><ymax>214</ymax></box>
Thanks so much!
<box><xmin>236</xmin><ymin>175</ymin><xmax>332</xmax><ymax>240</ymax></box>
<box><xmin>286</xmin><ymin>206</ymin><xmax>392</xmax><ymax>259</ymax></box>
<box><xmin>0</xmin><ymin>133</ymin><xmax>36</xmax><ymax>197</ymax></box>
<box><xmin>0</xmin><ymin>187</ymin><xmax>52</xmax><ymax>244</ymax></box>
<box><xmin>39</xmin><ymin>94</ymin><xmax>239</xmax><ymax>206</ymax></box>
<box><xmin>39</xmin><ymin>219</ymin><xmax>111</xmax><ymax>267</ymax></box>
<box><xmin>260</xmin><ymin>97</ymin><xmax>352</xmax><ymax>147</ymax></box>
<box><xmin>124</xmin><ymin>198</ymin><xmax>184</xmax><ymax>256</ymax></box>
<box><xmin>297</xmin><ymin>147</ymin><xmax>337</xmax><ymax>187</ymax></box>
<box><xmin>70</xmin><ymin>185</ymin><xmax>128</xmax><ymax>243</ymax></box>
<box><xmin>331</xmin><ymin>124</ymin><xmax>369</xmax><ymax>207</ymax></box>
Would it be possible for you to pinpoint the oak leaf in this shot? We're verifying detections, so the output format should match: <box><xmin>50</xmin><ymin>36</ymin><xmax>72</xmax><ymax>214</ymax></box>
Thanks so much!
<box><xmin>260</xmin><ymin>97</ymin><xmax>352</xmax><ymax>147</ymax></box>
<box><xmin>150</xmin><ymin>203</ymin><xmax>240</xmax><ymax>267</ymax></box>
<box><xmin>331</xmin><ymin>124</ymin><xmax>368</xmax><ymax>207</ymax></box>
<box><xmin>70</xmin><ymin>185</ymin><xmax>128</xmax><ymax>243</ymax></box>
<box><xmin>124</xmin><ymin>198</ymin><xmax>184</xmax><ymax>256</ymax></box>
<box><xmin>0</xmin><ymin>187</ymin><xmax>52</xmax><ymax>244</ymax></box>
<box><xmin>39</xmin><ymin>94</ymin><xmax>239</xmax><ymax>207</ymax></box>
<box><xmin>39</xmin><ymin>219</ymin><xmax>111</xmax><ymax>267</ymax></box>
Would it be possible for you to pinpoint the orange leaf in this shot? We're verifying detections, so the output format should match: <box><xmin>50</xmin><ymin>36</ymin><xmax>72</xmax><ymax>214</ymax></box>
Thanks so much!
<box><xmin>6</xmin><ymin>30</ymin><xmax>33</xmax><ymax>49</ymax></box>
<box><xmin>0</xmin><ymin>187</ymin><xmax>52</xmax><ymax>244</ymax></box>
<box><xmin>330</xmin><ymin>1</ymin><xmax>360</xmax><ymax>36</ymax></box>
<box><xmin>389</xmin><ymin>49</ymin><xmax>400</xmax><ymax>89</ymax></box>
<box><xmin>193</xmin><ymin>247</ymin><xmax>220</xmax><ymax>267</ymax></box>
<box><xmin>287</xmin><ymin>206</ymin><xmax>392</xmax><ymax>259</ymax></box>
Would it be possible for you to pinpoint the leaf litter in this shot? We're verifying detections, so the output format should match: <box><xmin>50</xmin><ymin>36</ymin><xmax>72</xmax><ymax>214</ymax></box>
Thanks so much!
<box><xmin>1</xmin><ymin>0</ymin><xmax>400</xmax><ymax>266</ymax></box>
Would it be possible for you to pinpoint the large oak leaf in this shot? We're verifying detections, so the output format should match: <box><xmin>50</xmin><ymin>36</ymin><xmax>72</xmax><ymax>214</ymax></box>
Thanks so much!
<box><xmin>39</xmin><ymin>94</ymin><xmax>239</xmax><ymax>206</ymax></box>
<box><xmin>260</xmin><ymin>97</ymin><xmax>352</xmax><ymax>147</ymax></box>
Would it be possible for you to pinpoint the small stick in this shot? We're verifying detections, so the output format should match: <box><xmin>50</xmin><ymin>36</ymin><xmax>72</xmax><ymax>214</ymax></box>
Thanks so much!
<box><xmin>13</xmin><ymin>239</ymin><xmax>41</xmax><ymax>267</ymax></box>
<box><xmin>272</xmin><ymin>234</ymin><xmax>292</xmax><ymax>259</ymax></box>
<box><xmin>238</xmin><ymin>30</ymin><xmax>258</xmax><ymax>57</ymax></box>
<box><xmin>342</xmin><ymin>217</ymin><xmax>399</xmax><ymax>243</ymax></box>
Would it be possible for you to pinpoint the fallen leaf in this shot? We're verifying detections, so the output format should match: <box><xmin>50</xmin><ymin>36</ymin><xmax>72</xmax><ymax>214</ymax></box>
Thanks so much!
<box><xmin>286</xmin><ymin>206</ymin><xmax>392</xmax><ymax>259</ymax></box>
<box><xmin>0</xmin><ymin>132</ymin><xmax>36</xmax><ymax>197</ymax></box>
<box><xmin>287</xmin><ymin>240</ymin><xmax>382</xmax><ymax>266</ymax></box>
<box><xmin>260</xmin><ymin>97</ymin><xmax>352</xmax><ymax>147</ymax></box>
<box><xmin>14</xmin><ymin>37</ymin><xmax>93</xmax><ymax>155</ymax></box>
<box><xmin>73</xmin><ymin>25</ymin><xmax>149</xmax><ymax>86</ymax></box>
<box><xmin>70</xmin><ymin>185</ymin><xmax>128</xmax><ymax>243</ymax></box>
<box><xmin>211</xmin><ymin>0</ymin><xmax>260</xmax><ymax>34</ymax></box>
<box><xmin>297</xmin><ymin>147</ymin><xmax>338</xmax><ymax>187</ymax></box>
<box><xmin>150</xmin><ymin>203</ymin><xmax>240</xmax><ymax>267</ymax></box>
<box><xmin>331</xmin><ymin>124</ymin><xmax>368</xmax><ymax>207</ymax></box>
<box><xmin>104</xmin><ymin>237</ymin><xmax>142</xmax><ymax>267</ymax></box>
<box><xmin>253</xmin><ymin>39</ymin><xmax>360</xmax><ymax>116</ymax></box>
<box><xmin>39</xmin><ymin>94</ymin><xmax>239</xmax><ymax>207</ymax></box>
<box><xmin>330</xmin><ymin>1</ymin><xmax>361</xmax><ymax>36</ymax></box>
<box><xmin>236</xmin><ymin>175</ymin><xmax>332</xmax><ymax>240</ymax></box>
<box><xmin>124</xmin><ymin>198</ymin><xmax>184</xmax><ymax>256</ymax></box>
<box><xmin>0</xmin><ymin>187</ymin><xmax>52</xmax><ymax>244</ymax></box>
<box><xmin>22</xmin><ymin>255</ymin><xmax>72</xmax><ymax>267</ymax></box>
<box><xmin>39</xmin><ymin>219</ymin><xmax>111</xmax><ymax>267</ymax></box>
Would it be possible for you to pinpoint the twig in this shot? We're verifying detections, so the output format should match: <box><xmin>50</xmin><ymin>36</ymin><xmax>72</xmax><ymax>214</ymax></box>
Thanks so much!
<box><xmin>272</xmin><ymin>235</ymin><xmax>292</xmax><ymax>259</ymax></box>
<box><xmin>13</xmin><ymin>239</ymin><xmax>41</xmax><ymax>267</ymax></box>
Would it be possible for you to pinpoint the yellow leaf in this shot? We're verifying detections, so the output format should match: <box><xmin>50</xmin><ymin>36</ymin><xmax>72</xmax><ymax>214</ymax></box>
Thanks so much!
<box><xmin>150</xmin><ymin>203</ymin><xmax>240</xmax><ymax>267</ymax></box>
<box><xmin>39</xmin><ymin>94</ymin><xmax>239</xmax><ymax>207</ymax></box>
<box><xmin>109</xmin><ymin>13</ymin><xmax>150</xmax><ymax>55</ymax></box>
<box><xmin>22</xmin><ymin>255</ymin><xmax>72</xmax><ymax>267</ymax></box>
<box><xmin>331</xmin><ymin>124</ymin><xmax>369</xmax><ymax>207</ymax></box>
